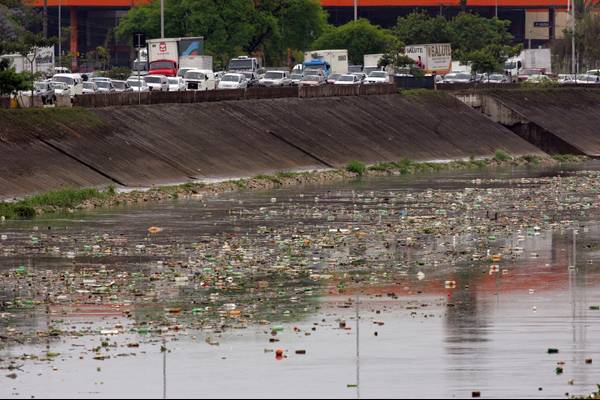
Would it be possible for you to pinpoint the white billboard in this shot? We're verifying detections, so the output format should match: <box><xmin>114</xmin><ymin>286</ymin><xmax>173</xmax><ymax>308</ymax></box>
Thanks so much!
<box><xmin>405</xmin><ymin>43</ymin><xmax>452</xmax><ymax>75</ymax></box>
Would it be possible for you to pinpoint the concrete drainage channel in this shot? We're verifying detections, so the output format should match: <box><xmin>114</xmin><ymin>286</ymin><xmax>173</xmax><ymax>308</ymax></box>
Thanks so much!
<box><xmin>4</xmin><ymin>88</ymin><xmax>597</xmax><ymax>198</ymax></box>
<box><xmin>454</xmin><ymin>88</ymin><xmax>600</xmax><ymax>157</ymax></box>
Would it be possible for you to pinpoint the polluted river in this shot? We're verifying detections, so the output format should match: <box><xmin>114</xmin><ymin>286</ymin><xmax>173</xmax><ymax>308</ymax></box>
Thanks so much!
<box><xmin>1</xmin><ymin>163</ymin><xmax>600</xmax><ymax>399</ymax></box>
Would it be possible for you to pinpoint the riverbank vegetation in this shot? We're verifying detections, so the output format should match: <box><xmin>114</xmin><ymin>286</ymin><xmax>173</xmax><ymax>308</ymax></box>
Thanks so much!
<box><xmin>0</xmin><ymin>154</ymin><xmax>589</xmax><ymax>221</ymax></box>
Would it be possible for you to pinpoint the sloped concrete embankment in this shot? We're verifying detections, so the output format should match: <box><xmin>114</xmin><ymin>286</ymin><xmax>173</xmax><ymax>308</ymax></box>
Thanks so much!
<box><xmin>0</xmin><ymin>93</ymin><xmax>543</xmax><ymax>198</ymax></box>
<box><xmin>456</xmin><ymin>88</ymin><xmax>600</xmax><ymax>156</ymax></box>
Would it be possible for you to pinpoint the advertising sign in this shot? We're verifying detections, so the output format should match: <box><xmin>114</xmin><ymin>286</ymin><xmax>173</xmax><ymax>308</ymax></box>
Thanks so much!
<box><xmin>405</xmin><ymin>43</ymin><xmax>452</xmax><ymax>75</ymax></box>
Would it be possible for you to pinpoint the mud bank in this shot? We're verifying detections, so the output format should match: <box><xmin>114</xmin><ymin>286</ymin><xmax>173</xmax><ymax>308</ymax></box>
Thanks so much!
<box><xmin>0</xmin><ymin>93</ymin><xmax>543</xmax><ymax>198</ymax></box>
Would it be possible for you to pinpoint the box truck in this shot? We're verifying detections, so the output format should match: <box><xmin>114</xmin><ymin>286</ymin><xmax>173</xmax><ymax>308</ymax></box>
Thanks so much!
<box><xmin>303</xmin><ymin>49</ymin><xmax>348</xmax><ymax>77</ymax></box>
<box><xmin>504</xmin><ymin>49</ymin><xmax>552</xmax><ymax>81</ymax></box>
<box><xmin>147</xmin><ymin>37</ymin><xmax>211</xmax><ymax>77</ymax></box>
<box><xmin>404</xmin><ymin>43</ymin><xmax>452</xmax><ymax>75</ymax></box>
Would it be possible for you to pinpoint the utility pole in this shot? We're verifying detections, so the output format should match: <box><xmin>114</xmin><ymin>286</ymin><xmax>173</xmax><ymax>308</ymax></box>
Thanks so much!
<box><xmin>43</xmin><ymin>0</ymin><xmax>48</xmax><ymax>39</ymax></box>
<box><xmin>571</xmin><ymin>0</ymin><xmax>576</xmax><ymax>75</ymax></box>
<box><xmin>58</xmin><ymin>0</ymin><xmax>62</xmax><ymax>68</ymax></box>
<box><xmin>160</xmin><ymin>0</ymin><xmax>165</xmax><ymax>38</ymax></box>
<box><xmin>354</xmin><ymin>0</ymin><xmax>358</xmax><ymax>21</ymax></box>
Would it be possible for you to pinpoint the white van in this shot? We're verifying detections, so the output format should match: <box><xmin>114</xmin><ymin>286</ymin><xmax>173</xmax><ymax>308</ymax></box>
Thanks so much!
<box><xmin>51</xmin><ymin>73</ymin><xmax>83</xmax><ymax>97</ymax></box>
<box><xmin>183</xmin><ymin>69</ymin><xmax>216</xmax><ymax>91</ymax></box>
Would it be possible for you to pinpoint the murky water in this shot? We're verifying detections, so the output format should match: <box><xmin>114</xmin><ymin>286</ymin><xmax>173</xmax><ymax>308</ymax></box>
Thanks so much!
<box><xmin>2</xmin><ymin>164</ymin><xmax>600</xmax><ymax>399</ymax></box>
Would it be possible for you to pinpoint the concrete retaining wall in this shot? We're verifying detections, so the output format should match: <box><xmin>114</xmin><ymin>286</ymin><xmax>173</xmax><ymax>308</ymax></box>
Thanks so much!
<box><xmin>455</xmin><ymin>88</ymin><xmax>600</xmax><ymax>156</ymax></box>
<box><xmin>0</xmin><ymin>92</ymin><xmax>544</xmax><ymax>198</ymax></box>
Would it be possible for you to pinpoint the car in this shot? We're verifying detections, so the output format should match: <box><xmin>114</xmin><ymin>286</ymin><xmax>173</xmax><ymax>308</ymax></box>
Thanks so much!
<box><xmin>442</xmin><ymin>72</ymin><xmax>474</xmax><ymax>84</ymax></box>
<box><xmin>127</xmin><ymin>78</ymin><xmax>150</xmax><ymax>92</ymax></box>
<box><xmin>518</xmin><ymin>68</ymin><xmax>546</xmax><ymax>82</ymax></box>
<box><xmin>112</xmin><ymin>80</ymin><xmax>133</xmax><ymax>93</ymax></box>
<box><xmin>51</xmin><ymin>73</ymin><xmax>84</xmax><ymax>97</ymax></box>
<box><xmin>525</xmin><ymin>74</ymin><xmax>554</xmax><ymax>84</ymax></box>
<box><xmin>95</xmin><ymin>80</ymin><xmax>116</xmax><ymax>93</ymax></box>
<box><xmin>290</xmin><ymin>72</ymin><xmax>303</xmax><ymax>86</ymax></box>
<box><xmin>239</xmin><ymin>71</ymin><xmax>259</xmax><ymax>87</ymax></box>
<box><xmin>168</xmin><ymin>76</ymin><xmax>186</xmax><ymax>92</ymax></box>
<box><xmin>183</xmin><ymin>70</ymin><xmax>216</xmax><ymax>91</ymax></box>
<box><xmin>217</xmin><ymin>73</ymin><xmax>248</xmax><ymax>90</ymax></box>
<box><xmin>365</xmin><ymin>71</ymin><xmax>390</xmax><ymax>84</ymax></box>
<box><xmin>82</xmin><ymin>81</ymin><xmax>98</xmax><ymax>94</ymax></box>
<box><xmin>299</xmin><ymin>74</ymin><xmax>326</xmax><ymax>87</ymax></box>
<box><xmin>143</xmin><ymin>75</ymin><xmax>169</xmax><ymax>91</ymax></box>
<box><xmin>485</xmin><ymin>74</ymin><xmax>510</xmax><ymax>84</ymax></box>
<box><xmin>49</xmin><ymin>81</ymin><xmax>70</xmax><ymax>96</ymax></box>
<box><xmin>326</xmin><ymin>73</ymin><xmax>342</xmax><ymax>84</ymax></box>
<box><xmin>558</xmin><ymin>74</ymin><xmax>576</xmax><ymax>84</ymax></box>
<box><xmin>348</xmin><ymin>65</ymin><xmax>363</xmax><ymax>74</ymax></box>
<box><xmin>586</xmin><ymin>69</ymin><xmax>600</xmax><ymax>76</ymax></box>
<box><xmin>575</xmin><ymin>74</ymin><xmax>600</xmax><ymax>84</ymax></box>
<box><xmin>351</xmin><ymin>72</ymin><xmax>367</xmax><ymax>83</ymax></box>
<box><xmin>334</xmin><ymin>74</ymin><xmax>362</xmax><ymax>85</ymax></box>
<box><xmin>177</xmin><ymin>68</ymin><xmax>195</xmax><ymax>79</ymax></box>
<box><xmin>34</xmin><ymin>81</ymin><xmax>56</xmax><ymax>104</ymax></box>
<box><xmin>92</xmin><ymin>77</ymin><xmax>112</xmax><ymax>83</ymax></box>
<box><xmin>258</xmin><ymin>70</ymin><xmax>292</xmax><ymax>87</ymax></box>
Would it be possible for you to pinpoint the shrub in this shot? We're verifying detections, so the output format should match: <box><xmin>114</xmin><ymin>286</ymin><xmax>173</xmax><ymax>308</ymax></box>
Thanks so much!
<box><xmin>494</xmin><ymin>149</ymin><xmax>511</xmax><ymax>162</ymax></box>
<box><xmin>346</xmin><ymin>160</ymin><xmax>366</xmax><ymax>176</ymax></box>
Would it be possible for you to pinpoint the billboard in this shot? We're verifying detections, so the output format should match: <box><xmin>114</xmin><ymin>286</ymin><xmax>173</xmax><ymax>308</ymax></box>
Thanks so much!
<box><xmin>405</xmin><ymin>43</ymin><xmax>452</xmax><ymax>75</ymax></box>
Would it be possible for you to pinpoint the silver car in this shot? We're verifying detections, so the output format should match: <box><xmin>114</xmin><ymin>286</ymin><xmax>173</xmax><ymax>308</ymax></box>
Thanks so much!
<box><xmin>258</xmin><ymin>71</ymin><xmax>292</xmax><ymax>87</ymax></box>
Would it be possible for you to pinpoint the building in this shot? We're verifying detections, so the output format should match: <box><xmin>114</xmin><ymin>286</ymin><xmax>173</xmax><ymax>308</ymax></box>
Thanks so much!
<box><xmin>31</xmin><ymin>0</ymin><xmax>575</xmax><ymax>71</ymax></box>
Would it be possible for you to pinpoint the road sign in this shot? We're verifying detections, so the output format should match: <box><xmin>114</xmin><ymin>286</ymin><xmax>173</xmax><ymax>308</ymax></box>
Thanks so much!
<box><xmin>133</xmin><ymin>33</ymin><xmax>146</xmax><ymax>49</ymax></box>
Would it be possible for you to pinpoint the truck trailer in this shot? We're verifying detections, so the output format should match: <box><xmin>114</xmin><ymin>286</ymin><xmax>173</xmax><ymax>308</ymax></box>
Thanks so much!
<box><xmin>303</xmin><ymin>49</ymin><xmax>348</xmax><ymax>77</ymax></box>
<box><xmin>147</xmin><ymin>37</ymin><xmax>211</xmax><ymax>77</ymax></box>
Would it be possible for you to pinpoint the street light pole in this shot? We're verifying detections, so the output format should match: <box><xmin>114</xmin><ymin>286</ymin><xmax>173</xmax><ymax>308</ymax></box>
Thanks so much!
<box><xmin>354</xmin><ymin>0</ymin><xmax>358</xmax><ymax>21</ymax></box>
<box><xmin>58</xmin><ymin>0</ymin><xmax>62</xmax><ymax>68</ymax></box>
<box><xmin>571</xmin><ymin>0</ymin><xmax>576</xmax><ymax>74</ymax></box>
<box><xmin>160</xmin><ymin>0</ymin><xmax>165</xmax><ymax>38</ymax></box>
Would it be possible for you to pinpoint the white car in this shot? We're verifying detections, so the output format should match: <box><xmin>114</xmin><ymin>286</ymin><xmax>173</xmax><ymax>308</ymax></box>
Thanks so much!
<box><xmin>365</xmin><ymin>71</ymin><xmax>389</xmax><ymax>84</ymax></box>
<box><xmin>49</xmin><ymin>81</ymin><xmax>69</xmax><ymax>96</ymax></box>
<box><xmin>217</xmin><ymin>73</ymin><xmax>247</xmax><ymax>90</ymax></box>
<box><xmin>143</xmin><ymin>75</ymin><xmax>169</xmax><ymax>91</ymax></box>
<box><xmin>127</xmin><ymin>78</ymin><xmax>150</xmax><ymax>92</ymax></box>
<box><xmin>95</xmin><ymin>80</ymin><xmax>116</xmax><ymax>93</ymax></box>
<box><xmin>575</xmin><ymin>74</ymin><xmax>600</xmax><ymax>84</ymax></box>
<box><xmin>82</xmin><ymin>81</ymin><xmax>98</xmax><ymax>94</ymax></box>
<box><xmin>334</xmin><ymin>74</ymin><xmax>362</xmax><ymax>85</ymax></box>
<box><xmin>258</xmin><ymin>70</ymin><xmax>292</xmax><ymax>87</ymax></box>
<box><xmin>168</xmin><ymin>77</ymin><xmax>186</xmax><ymax>92</ymax></box>
<box><xmin>183</xmin><ymin>70</ymin><xmax>216</xmax><ymax>91</ymax></box>
<box><xmin>52</xmin><ymin>73</ymin><xmax>84</xmax><ymax>97</ymax></box>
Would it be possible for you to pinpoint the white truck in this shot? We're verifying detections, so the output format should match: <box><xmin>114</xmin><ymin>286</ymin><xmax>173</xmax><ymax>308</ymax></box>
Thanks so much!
<box><xmin>504</xmin><ymin>49</ymin><xmax>552</xmax><ymax>81</ymax></box>
<box><xmin>404</xmin><ymin>43</ymin><xmax>452</xmax><ymax>75</ymax></box>
<box><xmin>304</xmin><ymin>49</ymin><xmax>348</xmax><ymax>77</ymax></box>
<box><xmin>0</xmin><ymin>46</ymin><xmax>55</xmax><ymax>77</ymax></box>
<box><xmin>147</xmin><ymin>37</ymin><xmax>210</xmax><ymax>77</ymax></box>
<box><xmin>363</xmin><ymin>53</ymin><xmax>384</xmax><ymax>75</ymax></box>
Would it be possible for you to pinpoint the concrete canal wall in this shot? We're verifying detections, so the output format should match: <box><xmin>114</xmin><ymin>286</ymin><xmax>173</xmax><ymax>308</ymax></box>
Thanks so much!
<box><xmin>455</xmin><ymin>88</ymin><xmax>600</xmax><ymax>157</ymax></box>
<box><xmin>0</xmin><ymin>92</ymin><xmax>543</xmax><ymax>198</ymax></box>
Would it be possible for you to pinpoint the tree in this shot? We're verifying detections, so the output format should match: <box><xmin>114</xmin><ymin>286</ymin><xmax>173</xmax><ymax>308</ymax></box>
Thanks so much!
<box><xmin>16</xmin><ymin>31</ymin><xmax>55</xmax><ymax>106</ymax></box>
<box><xmin>311</xmin><ymin>19</ymin><xmax>397</xmax><ymax>65</ymax></box>
<box><xmin>394</xmin><ymin>12</ymin><xmax>451</xmax><ymax>45</ymax></box>
<box><xmin>468</xmin><ymin>49</ymin><xmax>501</xmax><ymax>74</ymax></box>
<box><xmin>447</xmin><ymin>14</ymin><xmax>515</xmax><ymax>63</ymax></box>
<box><xmin>551</xmin><ymin>1</ymin><xmax>600</xmax><ymax>72</ymax></box>
<box><xmin>392</xmin><ymin>12</ymin><xmax>519</xmax><ymax>73</ymax></box>
<box><xmin>117</xmin><ymin>0</ymin><xmax>328</xmax><ymax>66</ymax></box>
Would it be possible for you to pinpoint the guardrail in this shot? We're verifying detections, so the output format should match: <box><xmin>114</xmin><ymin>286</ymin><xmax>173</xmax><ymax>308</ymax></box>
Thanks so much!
<box><xmin>437</xmin><ymin>82</ymin><xmax>600</xmax><ymax>91</ymax></box>
<box><xmin>68</xmin><ymin>84</ymin><xmax>396</xmax><ymax>108</ymax></box>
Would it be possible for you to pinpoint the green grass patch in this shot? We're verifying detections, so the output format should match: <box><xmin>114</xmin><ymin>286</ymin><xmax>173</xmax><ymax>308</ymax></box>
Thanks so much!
<box><xmin>275</xmin><ymin>171</ymin><xmax>301</xmax><ymax>179</ymax></box>
<box><xmin>493</xmin><ymin>149</ymin><xmax>511</xmax><ymax>162</ymax></box>
<box><xmin>253</xmin><ymin>174</ymin><xmax>282</xmax><ymax>184</ymax></box>
<box><xmin>346</xmin><ymin>160</ymin><xmax>366</xmax><ymax>176</ymax></box>
<box><xmin>0</xmin><ymin>187</ymin><xmax>114</xmax><ymax>220</ymax></box>
<box><xmin>552</xmin><ymin>154</ymin><xmax>588</xmax><ymax>163</ymax></box>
